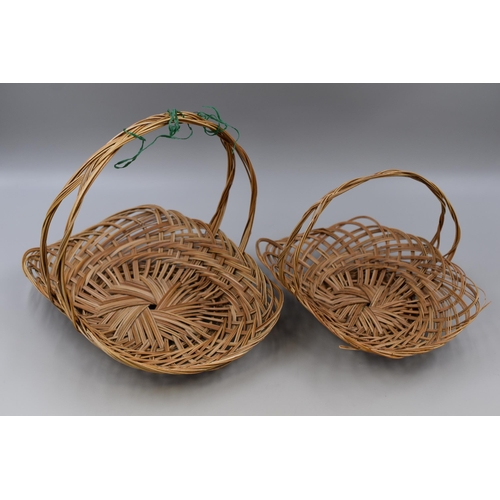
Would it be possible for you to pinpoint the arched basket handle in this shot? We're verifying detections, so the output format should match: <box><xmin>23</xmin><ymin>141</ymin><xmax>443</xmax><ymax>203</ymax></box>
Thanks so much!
<box><xmin>39</xmin><ymin>111</ymin><xmax>257</xmax><ymax>321</ymax></box>
<box><xmin>277</xmin><ymin>169</ymin><xmax>461</xmax><ymax>292</ymax></box>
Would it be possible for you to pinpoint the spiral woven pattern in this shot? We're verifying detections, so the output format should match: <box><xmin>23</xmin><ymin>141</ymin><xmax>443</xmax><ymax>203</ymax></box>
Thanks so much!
<box><xmin>22</xmin><ymin>111</ymin><xmax>283</xmax><ymax>374</ymax></box>
<box><xmin>257</xmin><ymin>171</ymin><xmax>486</xmax><ymax>359</ymax></box>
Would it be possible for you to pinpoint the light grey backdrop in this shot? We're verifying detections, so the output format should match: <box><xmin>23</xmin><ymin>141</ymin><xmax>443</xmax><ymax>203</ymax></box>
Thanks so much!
<box><xmin>1</xmin><ymin>84</ymin><xmax>498</xmax><ymax>415</ymax></box>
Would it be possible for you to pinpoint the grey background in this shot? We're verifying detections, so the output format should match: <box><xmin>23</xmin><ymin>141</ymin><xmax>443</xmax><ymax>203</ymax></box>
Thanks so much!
<box><xmin>1</xmin><ymin>84</ymin><xmax>498</xmax><ymax>415</ymax></box>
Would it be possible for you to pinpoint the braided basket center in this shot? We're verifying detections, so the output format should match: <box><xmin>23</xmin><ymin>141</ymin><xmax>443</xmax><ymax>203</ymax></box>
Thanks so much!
<box><xmin>314</xmin><ymin>266</ymin><xmax>426</xmax><ymax>339</ymax></box>
<box><xmin>75</xmin><ymin>261</ymin><xmax>239</xmax><ymax>353</ymax></box>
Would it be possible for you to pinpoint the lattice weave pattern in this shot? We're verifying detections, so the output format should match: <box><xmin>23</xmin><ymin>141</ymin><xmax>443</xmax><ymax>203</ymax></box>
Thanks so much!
<box><xmin>23</xmin><ymin>112</ymin><xmax>283</xmax><ymax>374</ymax></box>
<box><xmin>257</xmin><ymin>170</ymin><xmax>486</xmax><ymax>359</ymax></box>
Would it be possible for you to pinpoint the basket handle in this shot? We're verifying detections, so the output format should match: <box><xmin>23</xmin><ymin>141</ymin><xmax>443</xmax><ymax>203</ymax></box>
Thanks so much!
<box><xmin>39</xmin><ymin>111</ymin><xmax>257</xmax><ymax>321</ymax></box>
<box><xmin>277</xmin><ymin>169</ymin><xmax>461</xmax><ymax>291</ymax></box>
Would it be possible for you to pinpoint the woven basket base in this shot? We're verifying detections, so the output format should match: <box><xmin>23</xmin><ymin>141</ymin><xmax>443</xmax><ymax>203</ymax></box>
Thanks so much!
<box><xmin>23</xmin><ymin>205</ymin><xmax>283</xmax><ymax>374</ymax></box>
<box><xmin>258</xmin><ymin>216</ymin><xmax>485</xmax><ymax>359</ymax></box>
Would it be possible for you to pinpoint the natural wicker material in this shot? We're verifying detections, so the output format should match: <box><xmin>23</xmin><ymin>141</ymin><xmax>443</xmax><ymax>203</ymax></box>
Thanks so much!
<box><xmin>22</xmin><ymin>111</ymin><xmax>283</xmax><ymax>374</ymax></box>
<box><xmin>257</xmin><ymin>170</ymin><xmax>486</xmax><ymax>359</ymax></box>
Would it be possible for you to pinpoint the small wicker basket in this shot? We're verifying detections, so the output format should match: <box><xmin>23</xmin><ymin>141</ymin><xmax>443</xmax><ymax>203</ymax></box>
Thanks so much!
<box><xmin>23</xmin><ymin>111</ymin><xmax>283</xmax><ymax>374</ymax></box>
<box><xmin>257</xmin><ymin>170</ymin><xmax>486</xmax><ymax>359</ymax></box>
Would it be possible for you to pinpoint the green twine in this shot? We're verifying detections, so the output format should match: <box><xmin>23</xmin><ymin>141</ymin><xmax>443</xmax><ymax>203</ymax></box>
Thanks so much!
<box><xmin>196</xmin><ymin>105</ymin><xmax>240</xmax><ymax>146</ymax></box>
<box><xmin>114</xmin><ymin>109</ymin><xmax>193</xmax><ymax>169</ymax></box>
<box><xmin>114</xmin><ymin>107</ymin><xmax>239</xmax><ymax>169</ymax></box>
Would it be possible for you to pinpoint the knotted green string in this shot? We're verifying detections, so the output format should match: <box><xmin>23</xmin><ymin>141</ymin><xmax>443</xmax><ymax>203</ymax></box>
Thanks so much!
<box><xmin>196</xmin><ymin>106</ymin><xmax>240</xmax><ymax>145</ymax></box>
<box><xmin>114</xmin><ymin>107</ymin><xmax>239</xmax><ymax>169</ymax></box>
<box><xmin>114</xmin><ymin>109</ymin><xmax>193</xmax><ymax>169</ymax></box>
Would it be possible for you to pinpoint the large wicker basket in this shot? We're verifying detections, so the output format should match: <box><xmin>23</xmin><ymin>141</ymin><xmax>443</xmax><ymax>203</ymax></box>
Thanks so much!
<box><xmin>257</xmin><ymin>170</ymin><xmax>486</xmax><ymax>359</ymax></box>
<box><xmin>22</xmin><ymin>111</ymin><xmax>283</xmax><ymax>374</ymax></box>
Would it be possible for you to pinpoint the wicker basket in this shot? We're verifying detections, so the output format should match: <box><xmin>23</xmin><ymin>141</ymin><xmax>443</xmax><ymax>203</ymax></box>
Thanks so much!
<box><xmin>257</xmin><ymin>170</ymin><xmax>486</xmax><ymax>359</ymax></box>
<box><xmin>22</xmin><ymin>111</ymin><xmax>283</xmax><ymax>374</ymax></box>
